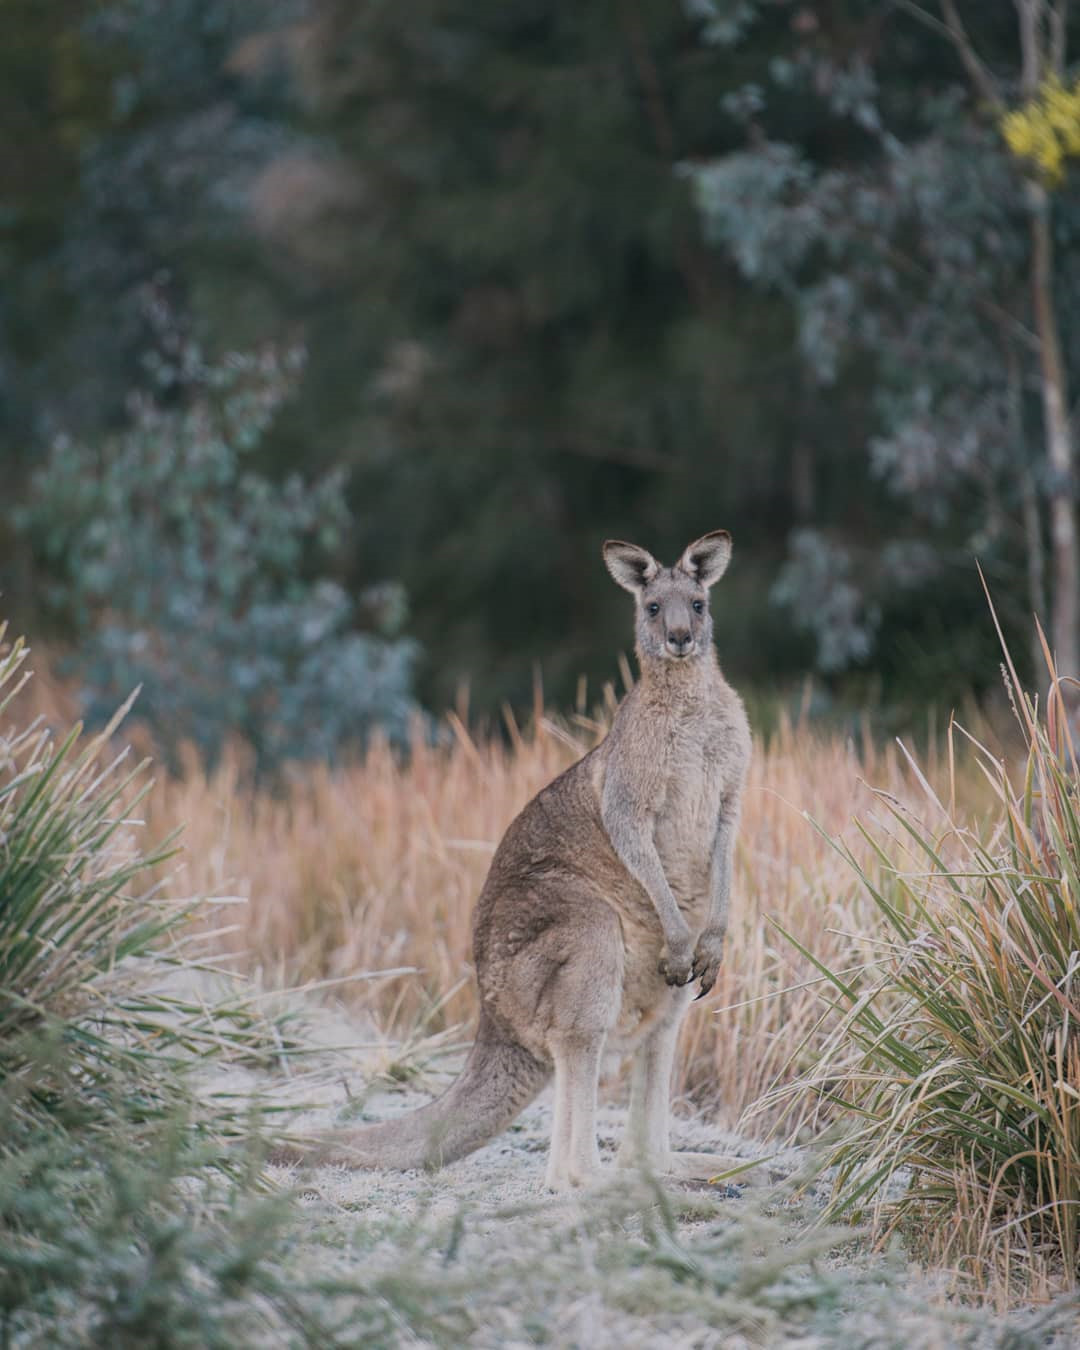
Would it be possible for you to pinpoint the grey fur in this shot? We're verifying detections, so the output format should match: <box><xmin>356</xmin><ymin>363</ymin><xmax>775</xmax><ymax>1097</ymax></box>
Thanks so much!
<box><xmin>273</xmin><ymin>531</ymin><xmax>752</xmax><ymax>1191</ymax></box>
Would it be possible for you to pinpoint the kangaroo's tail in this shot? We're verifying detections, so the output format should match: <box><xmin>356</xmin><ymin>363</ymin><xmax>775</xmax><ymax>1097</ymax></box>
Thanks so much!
<box><xmin>269</xmin><ymin>1015</ymin><xmax>550</xmax><ymax>1171</ymax></box>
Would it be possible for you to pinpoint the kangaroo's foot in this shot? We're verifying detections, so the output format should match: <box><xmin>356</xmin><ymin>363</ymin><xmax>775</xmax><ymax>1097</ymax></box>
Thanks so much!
<box><xmin>545</xmin><ymin>1155</ymin><xmax>604</xmax><ymax>1193</ymax></box>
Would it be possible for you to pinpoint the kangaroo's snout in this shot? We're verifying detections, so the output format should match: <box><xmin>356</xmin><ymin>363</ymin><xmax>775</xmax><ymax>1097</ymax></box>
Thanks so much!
<box><xmin>666</xmin><ymin>628</ymin><xmax>693</xmax><ymax>656</ymax></box>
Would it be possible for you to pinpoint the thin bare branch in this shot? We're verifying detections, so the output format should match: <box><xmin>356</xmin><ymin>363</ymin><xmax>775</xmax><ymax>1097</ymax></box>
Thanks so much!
<box><xmin>559</xmin><ymin>433</ymin><xmax>680</xmax><ymax>473</ymax></box>
<box><xmin>891</xmin><ymin>0</ymin><xmax>963</xmax><ymax>46</ymax></box>
<box><xmin>1016</xmin><ymin>0</ymin><xmax>1042</xmax><ymax>96</ymax></box>
<box><xmin>878</xmin><ymin>241</ymin><xmax>1041</xmax><ymax>353</ymax></box>
<box><xmin>891</xmin><ymin>1</ymin><xmax>1004</xmax><ymax>110</ymax></box>
<box><xmin>941</xmin><ymin>0</ymin><xmax>1007</xmax><ymax>109</ymax></box>
<box><xmin>1051</xmin><ymin>0</ymin><xmax>1069</xmax><ymax>76</ymax></box>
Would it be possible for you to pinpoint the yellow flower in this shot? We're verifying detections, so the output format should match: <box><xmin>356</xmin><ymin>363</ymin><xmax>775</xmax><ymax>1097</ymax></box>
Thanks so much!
<box><xmin>1001</xmin><ymin>75</ymin><xmax>1080</xmax><ymax>185</ymax></box>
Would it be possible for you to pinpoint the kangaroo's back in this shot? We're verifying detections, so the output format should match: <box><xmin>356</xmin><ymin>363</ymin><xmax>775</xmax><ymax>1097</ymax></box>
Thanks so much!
<box><xmin>472</xmin><ymin>746</ymin><xmax>615</xmax><ymax>972</ymax></box>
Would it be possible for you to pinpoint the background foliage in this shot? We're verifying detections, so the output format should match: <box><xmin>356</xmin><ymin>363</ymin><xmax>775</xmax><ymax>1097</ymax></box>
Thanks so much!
<box><xmin>18</xmin><ymin>301</ymin><xmax>418</xmax><ymax>768</ymax></box>
<box><xmin>4</xmin><ymin>0</ymin><xmax>1080</xmax><ymax>755</ymax></box>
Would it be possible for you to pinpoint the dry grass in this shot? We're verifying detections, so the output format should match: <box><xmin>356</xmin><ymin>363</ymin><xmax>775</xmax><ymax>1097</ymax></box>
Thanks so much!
<box><xmin>769</xmin><ymin>631</ymin><xmax>1080</xmax><ymax>1303</ymax></box>
<box><xmin>21</xmin><ymin>636</ymin><xmax>1080</xmax><ymax>1315</ymax></box>
<box><xmin>130</xmin><ymin>702</ymin><xmax>959</xmax><ymax>1133</ymax></box>
<box><xmin>6</xmin><ymin>643</ymin><xmax>993</xmax><ymax>1134</ymax></box>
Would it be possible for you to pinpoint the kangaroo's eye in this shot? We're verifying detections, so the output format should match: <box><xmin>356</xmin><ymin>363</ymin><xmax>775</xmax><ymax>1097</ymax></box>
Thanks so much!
<box><xmin>692</xmin><ymin>600</ymin><xmax>705</xmax><ymax>615</ymax></box>
<box><xmin>647</xmin><ymin>602</ymin><xmax>660</xmax><ymax>617</ymax></box>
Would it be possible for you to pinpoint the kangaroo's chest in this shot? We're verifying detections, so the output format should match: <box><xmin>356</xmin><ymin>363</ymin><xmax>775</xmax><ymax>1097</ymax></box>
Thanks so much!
<box><xmin>652</xmin><ymin>721</ymin><xmax>729</xmax><ymax>900</ymax></box>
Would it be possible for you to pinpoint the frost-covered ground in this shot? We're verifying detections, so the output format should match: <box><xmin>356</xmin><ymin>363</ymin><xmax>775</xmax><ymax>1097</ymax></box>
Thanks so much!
<box><xmin>186</xmin><ymin>991</ymin><xmax>1079</xmax><ymax>1348</ymax></box>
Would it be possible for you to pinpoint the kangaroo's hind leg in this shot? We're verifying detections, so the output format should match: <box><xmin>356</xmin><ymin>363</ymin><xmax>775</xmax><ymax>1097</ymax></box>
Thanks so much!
<box><xmin>533</xmin><ymin>897</ymin><xmax>623</xmax><ymax>1192</ymax></box>
<box><xmin>617</xmin><ymin>985</ymin><xmax>690</xmax><ymax>1174</ymax></box>
<box><xmin>617</xmin><ymin>988</ymin><xmax>760</xmax><ymax>1186</ymax></box>
<box><xmin>546</xmin><ymin>1034</ymin><xmax>605</xmax><ymax>1191</ymax></box>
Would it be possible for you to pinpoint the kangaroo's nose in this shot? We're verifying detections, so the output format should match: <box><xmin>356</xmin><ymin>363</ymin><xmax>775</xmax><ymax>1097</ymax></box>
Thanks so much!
<box><xmin>667</xmin><ymin>629</ymin><xmax>692</xmax><ymax>653</ymax></box>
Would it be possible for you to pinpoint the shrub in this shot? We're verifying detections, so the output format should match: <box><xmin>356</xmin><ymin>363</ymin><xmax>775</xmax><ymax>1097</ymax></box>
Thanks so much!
<box><xmin>781</xmin><ymin>627</ymin><xmax>1080</xmax><ymax>1288</ymax></box>
<box><xmin>18</xmin><ymin>315</ymin><xmax>419</xmax><ymax>772</ymax></box>
<box><xmin>0</xmin><ymin>626</ymin><xmax>181</xmax><ymax>1121</ymax></box>
<box><xmin>0</xmin><ymin>631</ymin><xmax>349</xmax><ymax>1343</ymax></box>
<box><xmin>0</xmin><ymin>625</ymin><xmax>313</xmax><ymax>1138</ymax></box>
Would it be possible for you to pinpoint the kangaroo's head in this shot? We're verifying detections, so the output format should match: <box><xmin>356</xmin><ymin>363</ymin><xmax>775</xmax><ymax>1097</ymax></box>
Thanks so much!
<box><xmin>602</xmin><ymin>531</ymin><xmax>732</xmax><ymax>668</ymax></box>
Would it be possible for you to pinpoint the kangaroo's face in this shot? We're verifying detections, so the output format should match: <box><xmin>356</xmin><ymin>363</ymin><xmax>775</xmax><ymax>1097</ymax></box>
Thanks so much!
<box><xmin>636</xmin><ymin>567</ymin><xmax>711</xmax><ymax>662</ymax></box>
<box><xmin>602</xmin><ymin>531</ymin><xmax>732</xmax><ymax>665</ymax></box>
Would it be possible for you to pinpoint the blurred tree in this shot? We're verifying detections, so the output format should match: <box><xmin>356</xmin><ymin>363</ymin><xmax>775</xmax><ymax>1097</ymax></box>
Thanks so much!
<box><xmin>691</xmin><ymin>0</ymin><xmax>1080</xmax><ymax>697</ymax></box>
<box><xmin>997</xmin><ymin>3</ymin><xmax>1080</xmax><ymax>699</ymax></box>
<box><xmin>1</xmin><ymin>0</ymin><xmax>298</xmax><ymax>462</ymax></box>
<box><xmin>2</xmin><ymin>0</ymin><xmax>812</xmax><ymax>719</ymax></box>
<box><xmin>8</xmin><ymin>0</ymin><xmax>1077</xmax><ymax>732</ymax></box>
<box><xmin>18</xmin><ymin>299</ymin><xmax>418</xmax><ymax>769</ymax></box>
<box><xmin>249</xmin><ymin>0</ymin><xmax>807</xmax><ymax>711</ymax></box>
<box><xmin>0</xmin><ymin>0</ymin><xmax>116</xmax><ymax>573</ymax></box>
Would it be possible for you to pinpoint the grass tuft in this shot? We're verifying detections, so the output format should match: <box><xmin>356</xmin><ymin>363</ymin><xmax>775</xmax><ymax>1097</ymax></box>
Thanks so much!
<box><xmin>775</xmin><ymin>632</ymin><xmax>1080</xmax><ymax>1293</ymax></box>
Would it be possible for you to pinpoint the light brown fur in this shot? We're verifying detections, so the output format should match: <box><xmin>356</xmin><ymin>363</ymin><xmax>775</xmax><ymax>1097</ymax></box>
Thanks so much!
<box><xmin>274</xmin><ymin>531</ymin><xmax>752</xmax><ymax>1191</ymax></box>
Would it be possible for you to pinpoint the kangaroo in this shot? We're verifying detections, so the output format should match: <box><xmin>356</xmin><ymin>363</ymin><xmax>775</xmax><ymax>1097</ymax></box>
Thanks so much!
<box><xmin>274</xmin><ymin>531</ymin><xmax>752</xmax><ymax>1191</ymax></box>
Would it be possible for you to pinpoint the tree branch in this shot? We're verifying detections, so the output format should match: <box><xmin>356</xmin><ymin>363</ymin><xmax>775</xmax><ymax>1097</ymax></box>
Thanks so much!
<box><xmin>942</xmin><ymin>0</ymin><xmax>1006</xmax><ymax>109</ymax></box>
<box><xmin>878</xmin><ymin>241</ymin><xmax>1041</xmax><ymax>353</ymax></box>
<box><xmin>617</xmin><ymin>0</ymin><xmax>715</xmax><ymax>310</ymax></box>
<box><xmin>558</xmin><ymin>433</ymin><xmax>680</xmax><ymax>473</ymax></box>
<box><xmin>1016</xmin><ymin>0</ymin><xmax>1041</xmax><ymax>96</ymax></box>
<box><xmin>1051</xmin><ymin>0</ymin><xmax>1069</xmax><ymax>77</ymax></box>
<box><xmin>891</xmin><ymin>0</ymin><xmax>1004</xmax><ymax>111</ymax></box>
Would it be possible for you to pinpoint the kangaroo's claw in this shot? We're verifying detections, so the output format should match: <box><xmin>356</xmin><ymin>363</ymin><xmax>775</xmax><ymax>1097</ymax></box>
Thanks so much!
<box><xmin>658</xmin><ymin>955</ymin><xmax>694</xmax><ymax>986</ymax></box>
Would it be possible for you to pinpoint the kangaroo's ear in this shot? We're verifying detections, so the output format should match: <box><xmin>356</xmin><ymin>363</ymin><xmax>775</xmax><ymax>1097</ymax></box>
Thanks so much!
<box><xmin>678</xmin><ymin>530</ymin><xmax>732</xmax><ymax>588</ymax></box>
<box><xmin>603</xmin><ymin>540</ymin><xmax>661</xmax><ymax>593</ymax></box>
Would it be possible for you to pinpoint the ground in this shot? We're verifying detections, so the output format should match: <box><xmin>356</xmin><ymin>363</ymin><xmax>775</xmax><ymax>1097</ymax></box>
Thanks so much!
<box><xmin>187</xmin><ymin>991</ymin><xmax>1079</xmax><ymax>1348</ymax></box>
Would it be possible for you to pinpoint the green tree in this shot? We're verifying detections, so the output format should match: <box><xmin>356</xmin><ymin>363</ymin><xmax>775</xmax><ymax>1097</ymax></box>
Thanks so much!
<box><xmin>19</xmin><ymin>306</ymin><xmax>418</xmax><ymax>769</ymax></box>
<box><xmin>12</xmin><ymin>0</ymin><xmax>1072</xmax><ymax>724</ymax></box>
<box><xmin>0</xmin><ymin>0</ymin><xmax>298</xmax><ymax>476</ymax></box>
<box><xmin>691</xmin><ymin>1</ymin><xmax>1080</xmax><ymax>699</ymax></box>
<box><xmin>252</xmin><ymin>0</ymin><xmax>805</xmax><ymax>710</ymax></box>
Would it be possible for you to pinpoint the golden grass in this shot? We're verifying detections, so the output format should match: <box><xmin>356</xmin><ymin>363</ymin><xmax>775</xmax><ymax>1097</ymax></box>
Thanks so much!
<box><xmin>6</xmin><ymin>642</ymin><xmax>993</xmax><ymax>1133</ymax></box>
<box><xmin>132</xmin><ymin>702</ymin><xmax>952</xmax><ymax>1133</ymax></box>
<box><xmin>769</xmin><ymin>636</ymin><xmax>1080</xmax><ymax>1304</ymax></box>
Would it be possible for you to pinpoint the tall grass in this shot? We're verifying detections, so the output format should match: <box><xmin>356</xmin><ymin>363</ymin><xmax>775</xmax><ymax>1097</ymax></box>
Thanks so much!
<box><xmin>770</xmin><ymin>625</ymin><xmax>1080</xmax><ymax>1296</ymax></box>
<box><xmin>104</xmin><ymin>680</ymin><xmax>958</xmax><ymax>1131</ymax></box>
<box><xmin>20</xmin><ymin>629</ymin><xmax>1080</xmax><ymax>1318</ymax></box>
<box><xmin>0</xmin><ymin>628</ymin><xmax>308</xmax><ymax>1139</ymax></box>
<box><xmin>13</xmin><ymin>634</ymin><xmax>999</xmax><ymax>1155</ymax></box>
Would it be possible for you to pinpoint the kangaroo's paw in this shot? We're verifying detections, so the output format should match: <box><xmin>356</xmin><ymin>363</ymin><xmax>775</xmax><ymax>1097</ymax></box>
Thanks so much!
<box><xmin>545</xmin><ymin>1158</ymin><xmax>605</xmax><ymax>1194</ymax></box>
